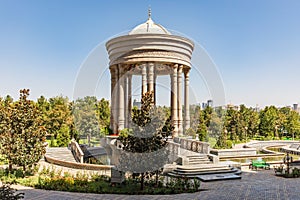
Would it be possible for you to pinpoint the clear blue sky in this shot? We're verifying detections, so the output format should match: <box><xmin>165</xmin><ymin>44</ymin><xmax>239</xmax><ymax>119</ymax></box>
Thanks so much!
<box><xmin>1</xmin><ymin>0</ymin><xmax>300</xmax><ymax>108</ymax></box>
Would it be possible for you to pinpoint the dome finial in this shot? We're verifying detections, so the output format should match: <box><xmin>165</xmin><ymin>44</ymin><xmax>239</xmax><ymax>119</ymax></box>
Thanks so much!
<box><xmin>148</xmin><ymin>6</ymin><xmax>151</xmax><ymax>20</ymax></box>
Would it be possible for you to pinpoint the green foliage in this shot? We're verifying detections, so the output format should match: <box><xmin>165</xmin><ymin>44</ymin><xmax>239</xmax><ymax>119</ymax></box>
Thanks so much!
<box><xmin>186</xmin><ymin>128</ymin><xmax>197</xmax><ymax>139</ymax></box>
<box><xmin>0</xmin><ymin>184</ymin><xmax>24</xmax><ymax>200</ymax></box>
<box><xmin>96</xmin><ymin>98</ymin><xmax>110</xmax><ymax>129</ymax></box>
<box><xmin>73</xmin><ymin>96</ymin><xmax>101</xmax><ymax>145</ymax></box>
<box><xmin>196</xmin><ymin>109</ymin><xmax>208</xmax><ymax>141</ymax></box>
<box><xmin>118</xmin><ymin>92</ymin><xmax>173</xmax><ymax>153</ymax></box>
<box><xmin>0</xmin><ymin>89</ymin><xmax>47</xmax><ymax>171</ymax></box>
<box><xmin>259</xmin><ymin>106</ymin><xmax>279</xmax><ymax>137</ymax></box>
<box><xmin>117</xmin><ymin>91</ymin><xmax>174</xmax><ymax>190</ymax></box>
<box><xmin>56</xmin><ymin>124</ymin><xmax>71</xmax><ymax>147</ymax></box>
<box><xmin>34</xmin><ymin>170</ymin><xmax>200</xmax><ymax>194</ymax></box>
<box><xmin>46</xmin><ymin>96</ymin><xmax>73</xmax><ymax>139</ymax></box>
<box><xmin>165</xmin><ymin>176</ymin><xmax>201</xmax><ymax>193</ymax></box>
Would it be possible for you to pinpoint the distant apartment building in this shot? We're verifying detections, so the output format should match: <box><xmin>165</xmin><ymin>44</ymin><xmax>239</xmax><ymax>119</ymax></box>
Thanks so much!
<box><xmin>202</xmin><ymin>100</ymin><xmax>213</xmax><ymax>109</ymax></box>
<box><xmin>293</xmin><ymin>103</ymin><xmax>299</xmax><ymax>112</ymax></box>
<box><xmin>133</xmin><ymin>99</ymin><xmax>141</xmax><ymax>109</ymax></box>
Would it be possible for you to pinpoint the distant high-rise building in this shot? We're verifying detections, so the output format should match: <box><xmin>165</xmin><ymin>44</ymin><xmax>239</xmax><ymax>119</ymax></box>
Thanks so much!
<box><xmin>202</xmin><ymin>100</ymin><xmax>213</xmax><ymax>109</ymax></box>
<box><xmin>207</xmin><ymin>100</ymin><xmax>213</xmax><ymax>107</ymax></box>
<box><xmin>133</xmin><ymin>99</ymin><xmax>141</xmax><ymax>109</ymax></box>
<box><xmin>293</xmin><ymin>103</ymin><xmax>298</xmax><ymax>111</ymax></box>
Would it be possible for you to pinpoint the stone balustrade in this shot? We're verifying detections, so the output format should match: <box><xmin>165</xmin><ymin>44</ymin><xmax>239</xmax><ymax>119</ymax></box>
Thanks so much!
<box><xmin>166</xmin><ymin>141</ymin><xmax>181</xmax><ymax>162</ymax></box>
<box><xmin>70</xmin><ymin>139</ymin><xmax>84</xmax><ymax>163</ymax></box>
<box><xmin>175</xmin><ymin>137</ymin><xmax>210</xmax><ymax>154</ymax></box>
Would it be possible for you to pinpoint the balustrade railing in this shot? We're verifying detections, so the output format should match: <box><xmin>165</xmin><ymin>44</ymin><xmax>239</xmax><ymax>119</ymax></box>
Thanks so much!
<box><xmin>176</xmin><ymin>137</ymin><xmax>210</xmax><ymax>154</ymax></box>
<box><xmin>70</xmin><ymin>139</ymin><xmax>84</xmax><ymax>163</ymax></box>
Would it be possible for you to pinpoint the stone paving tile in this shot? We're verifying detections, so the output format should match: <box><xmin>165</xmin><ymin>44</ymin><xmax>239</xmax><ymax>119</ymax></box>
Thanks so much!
<box><xmin>15</xmin><ymin>167</ymin><xmax>300</xmax><ymax>200</ymax></box>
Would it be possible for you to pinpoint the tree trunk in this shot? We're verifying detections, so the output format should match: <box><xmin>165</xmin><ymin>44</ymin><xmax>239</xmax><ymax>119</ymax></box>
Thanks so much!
<box><xmin>140</xmin><ymin>173</ymin><xmax>144</xmax><ymax>190</ymax></box>
<box><xmin>8</xmin><ymin>163</ymin><xmax>12</xmax><ymax>172</ymax></box>
<box><xmin>155</xmin><ymin>170</ymin><xmax>159</xmax><ymax>187</ymax></box>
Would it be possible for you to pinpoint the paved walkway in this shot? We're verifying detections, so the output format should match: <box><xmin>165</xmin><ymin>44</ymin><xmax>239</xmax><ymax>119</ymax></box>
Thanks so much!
<box><xmin>13</xmin><ymin>166</ymin><xmax>300</xmax><ymax>200</ymax></box>
<box><xmin>45</xmin><ymin>147</ymin><xmax>77</xmax><ymax>163</ymax></box>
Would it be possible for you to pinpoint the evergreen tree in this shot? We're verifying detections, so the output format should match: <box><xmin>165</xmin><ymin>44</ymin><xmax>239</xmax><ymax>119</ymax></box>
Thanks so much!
<box><xmin>117</xmin><ymin>91</ymin><xmax>174</xmax><ymax>190</ymax></box>
<box><xmin>0</xmin><ymin>89</ymin><xmax>47</xmax><ymax>171</ymax></box>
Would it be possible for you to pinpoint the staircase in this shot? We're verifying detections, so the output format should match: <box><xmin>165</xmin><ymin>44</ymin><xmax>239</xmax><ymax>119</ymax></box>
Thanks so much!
<box><xmin>167</xmin><ymin>164</ymin><xmax>241</xmax><ymax>182</ymax></box>
<box><xmin>166</xmin><ymin>148</ymin><xmax>242</xmax><ymax>182</ymax></box>
<box><xmin>186</xmin><ymin>155</ymin><xmax>211</xmax><ymax>165</ymax></box>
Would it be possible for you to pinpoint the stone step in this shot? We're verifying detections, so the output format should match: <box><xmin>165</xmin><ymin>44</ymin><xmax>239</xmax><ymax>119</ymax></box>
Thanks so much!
<box><xmin>196</xmin><ymin>173</ymin><xmax>242</xmax><ymax>182</ymax></box>
<box><xmin>177</xmin><ymin>164</ymin><xmax>229</xmax><ymax>170</ymax></box>
<box><xmin>171</xmin><ymin>170</ymin><xmax>235</xmax><ymax>176</ymax></box>
<box><xmin>185</xmin><ymin>155</ymin><xmax>211</xmax><ymax>165</ymax></box>
<box><xmin>168</xmin><ymin>168</ymin><xmax>239</xmax><ymax>177</ymax></box>
<box><xmin>186</xmin><ymin>155</ymin><xmax>208</xmax><ymax>158</ymax></box>
<box><xmin>188</xmin><ymin>158</ymin><xmax>210</xmax><ymax>161</ymax></box>
<box><xmin>167</xmin><ymin>165</ymin><xmax>242</xmax><ymax>182</ymax></box>
<box><xmin>175</xmin><ymin>166</ymin><xmax>233</xmax><ymax>173</ymax></box>
<box><xmin>189</xmin><ymin>160</ymin><xmax>211</xmax><ymax>165</ymax></box>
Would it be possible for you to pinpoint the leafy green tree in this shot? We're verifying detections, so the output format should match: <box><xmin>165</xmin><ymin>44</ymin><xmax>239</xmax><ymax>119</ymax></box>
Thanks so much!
<box><xmin>46</xmin><ymin>96</ymin><xmax>73</xmax><ymax>146</ymax></box>
<box><xmin>188</xmin><ymin>105</ymin><xmax>200</xmax><ymax>134</ymax></box>
<box><xmin>96</xmin><ymin>98</ymin><xmax>110</xmax><ymax>130</ymax></box>
<box><xmin>37</xmin><ymin>96</ymin><xmax>50</xmax><ymax>114</ymax></box>
<box><xmin>197</xmin><ymin>110</ymin><xmax>207</xmax><ymax>141</ymax></box>
<box><xmin>4</xmin><ymin>95</ymin><xmax>13</xmax><ymax>105</ymax></box>
<box><xmin>247</xmin><ymin>108</ymin><xmax>260</xmax><ymax>139</ymax></box>
<box><xmin>117</xmin><ymin>91</ymin><xmax>174</xmax><ymax>190</ymax></box>
<box><xmin>259</xmin><ymin>106</ymin><xmax>279</xmax><ymax>138</ymax></box>
<box><xmin>286</xmin><ymin>110</ymin><xmax>300</xmax><ymax>139</ymax></box>
<box><xmin>208</xmin><ymin>110</ymin><xmax>223</xmax><ymax>146</ymax></box>
<box><xmin>203</xmin><ymin>106</ymin><xmax>213</xmax><ymax>128</ymax></box>
<box><xmin>0</xmin><ymin>89</ymin><xmax>47</xmax><ymax>171</ymax></box>
<box><xmin>226</xmin><ymin>107</ymin><xmax>239</xmax><ymax>142</ymax></box>
<box><xmin>56</xmin><ymin>124</ymin><xmax>71</xmax><ymax>147</ymax></box>
<box><xmin>73</xmin><ymin>96</ymin><xmax>100</xmax><ymax>145</ymax></box>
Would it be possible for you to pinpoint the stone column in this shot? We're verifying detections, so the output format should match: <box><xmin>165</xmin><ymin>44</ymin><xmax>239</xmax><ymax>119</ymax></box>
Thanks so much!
<box><xmin>147</xmin><ymin>63</ymin><xmax>155</xmax><ymax>103</ymax></box>
<box><xmin>141</xmin><ymin>63</ymin><xmax>147</xmax><ymax>96</ymax></box>
<box><xmin>109</xmin><ymin>65</ymin><xmax>118</xmax><ymax>133</ymax></box>
<box><xmin>127</xmin><ymin>74</ymin><xmax>132</xmax><ymax>127</ymax></box>
<box><xmin>147</xmin><ymin>63</ymin><xmax>154</xmax><ymax>92</ymax></box>
<box><xmin>118</xmin><ymin>64</ymin><xmax>125</xmax><ymax>131</ymax></box>
<box><xmin>177</xmin><ymin>65</ymin><xmax>183</xmax><ymax>136</ymax></box>
<box><xmin>124</xmin><ymin>73</ymin><xmax>128</xmax><ymax>128</ymax></box>
<box><xmin>184</xmin><ymin>68</ymin><xmax>190</xmax><ymax>131</ymax></box>
<box><xmin>170</xmin><ymin>64</ymin><xmax>178</xmax><ymax>137</ymax></box>
<box><xmin>154</xmin><ymin>73</ymin><xmax>157</xmax><ymax>105</ymax></box>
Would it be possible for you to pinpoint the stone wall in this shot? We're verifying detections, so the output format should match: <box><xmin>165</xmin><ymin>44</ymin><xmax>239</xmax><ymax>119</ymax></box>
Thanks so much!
<box><xmin>44</xmin><ymin>155</ymin><xmax>112</xmax><ymax>172</ymax></box>
<box><xmin>210</xmin><ymin>148</ymin><xmax>257</xmax><ymax>158</ymax></box>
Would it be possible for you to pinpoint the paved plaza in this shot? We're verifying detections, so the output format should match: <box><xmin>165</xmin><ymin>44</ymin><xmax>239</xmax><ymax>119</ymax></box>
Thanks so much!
<box><xmin>14</xmin><ymin>166</ymin><xmax>299</xmax><ymax>200</ymax></box>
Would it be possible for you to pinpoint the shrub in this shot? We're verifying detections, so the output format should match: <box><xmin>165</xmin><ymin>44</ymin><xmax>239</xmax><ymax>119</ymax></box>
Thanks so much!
<box><xmin>0</xmin><ymin>184</ymin><xmax>24</xmax><ymax>200</ymax></box>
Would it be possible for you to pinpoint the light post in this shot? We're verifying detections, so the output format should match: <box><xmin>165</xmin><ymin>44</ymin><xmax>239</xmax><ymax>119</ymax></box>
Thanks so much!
<box><xmin>224</xmin><ymin>129</ymin><xmax>228</xmax><ymax>147</ymax></box>
<box><xmin>283</xmin><ymin>152</ymin><xmax>293</xmax><ymax>175</ymax></box>
<box><xmin>245</xmin><ymin>126</ymin><xmax>248</xmax><ymax>142</ymax></box>
<box><xmin>88</xmin><ymin>128</ymin><xmax>91</xmax><ymax>147</ymax></box>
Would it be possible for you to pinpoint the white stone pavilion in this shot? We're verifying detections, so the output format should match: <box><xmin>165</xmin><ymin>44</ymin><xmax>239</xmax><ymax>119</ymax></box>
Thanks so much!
<box><xmin>106</xmin><ymin>11</ymin><xmax>194</xmax><ymax>137</ymax></box>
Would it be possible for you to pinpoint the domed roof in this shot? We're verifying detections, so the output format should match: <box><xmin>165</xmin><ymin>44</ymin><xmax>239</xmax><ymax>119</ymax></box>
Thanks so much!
<box><xmin>129</xmin><ymin>9</ymin><xmax>171</xmax><ymax>35</ymax></box>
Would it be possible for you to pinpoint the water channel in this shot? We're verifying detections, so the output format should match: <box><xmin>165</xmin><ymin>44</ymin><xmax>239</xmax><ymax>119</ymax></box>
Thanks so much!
<box><xmin>220</xmin><ymin>146</ymin><xmax>300</xmax><ymax>164</ymax></box>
